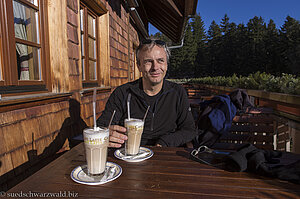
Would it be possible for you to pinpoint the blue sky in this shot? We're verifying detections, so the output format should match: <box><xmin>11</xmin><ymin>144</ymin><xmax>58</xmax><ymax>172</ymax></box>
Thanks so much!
<box><xmin>149</xmin><ymin>0</ymin><xmax>300</xmax><ymax>35</ymax></box>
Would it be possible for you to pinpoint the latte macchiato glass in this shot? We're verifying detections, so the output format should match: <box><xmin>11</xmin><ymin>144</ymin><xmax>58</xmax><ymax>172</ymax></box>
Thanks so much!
<box><xmin>124</xmin><ymin>118</ymin><xmax>144</xmax><ymax>155</ymax></box>
<box><xmin>83</xmin><ymin>127</ymin><xmax>109</xmax><ymax>175</ymax></box>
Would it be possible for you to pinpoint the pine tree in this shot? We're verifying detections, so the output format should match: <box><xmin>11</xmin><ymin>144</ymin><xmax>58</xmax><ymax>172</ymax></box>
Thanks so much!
<box><xmin>235</xmin><ymin>23</ymin><xmax>248</xmax><ymax>75</ymax></box>
<box><xmin>191</xmin><ymin>13</ymin><xmax>207</xmax><ymax>77</ymax></box>
<box><xmin>279</xmin><ymin>16</ymin><xmax>300</xmax><ymax>75</ymax></box>
<box><xmin>181</xmin><ymin>22</ymin><xmax>197</xmax><ymax>77</ymax></box>
<box><xmin>265</xmin><ymin>19</ymin><xmax>281</xmax><ymax>75</ymax></box>
<box><xmin>207</xmin><ymin>21</ymin><xmax>222</xmax><ymax>76</ymax></box>
<box><xmin>220</xmin><ymin>14</ymin><xmax>230</xmax><ymax>34</ymax></box>
<box><xmin>246</xmin><ymin>16</ymin><xmax>267</xmax><ymax>73</ymax></box>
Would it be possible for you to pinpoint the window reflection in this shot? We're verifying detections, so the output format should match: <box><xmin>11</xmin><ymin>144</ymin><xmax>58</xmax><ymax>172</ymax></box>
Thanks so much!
<box><xmin>13</xmin><ymin>0</ymin><xmax>40</xmax><ymax>81</ymax></box>
<box><xmin>13</xmin><ymin>0</ymin><xmax>39</xmax><ymax>43</ymax></box>
<box><xmin>89</xmin><ymin>60</ymin><xmax>96</xmax><ymax>80</ymax></box>
<box><xmin>16</xmin><ymin>43</ymin><xmax>41</xmax><ymax>80</ymax></box>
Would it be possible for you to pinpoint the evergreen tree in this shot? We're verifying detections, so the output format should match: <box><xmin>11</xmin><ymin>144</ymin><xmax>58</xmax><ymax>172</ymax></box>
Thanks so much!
<box><xmin>220</xmin><ymin>14</ymin><xmax>230</xmax><ymax>34</ymax></box>
<box><xmin>246</xmin><ymin>16</ymin><xmax>267</xmax><ymax>73</ymax></box>
<box><xmin>191</xmin><ymin>13</ymin><xmax>207</xmax><ymax>77</ymax></box>
<box><xmin>265</xmin><ymin>19</ymin><xmax>281</xmax><ymax>75</ymax></box>
<box><xmin>207</xmin><ymin>21</ymin><xmax>222</xmax><ymax>76</ymax></box>
<box><xmin>152</xmin><ymin>14</ymin><xmax>299</xmax><ymax>79</ymax></box>
<box><xmin>235</xmin><ymin>23</ymin><xmax>248</xmax><ymax>75</ymax></box>
<box><xmin>181</xmin><ymin>23</ymin><xmax>197</xmax><ymax>77</ymax></box>
<box><xmin>279</xmin><ymin>16</ymin><xmax>300</xmax><ymax>75</ymax></box>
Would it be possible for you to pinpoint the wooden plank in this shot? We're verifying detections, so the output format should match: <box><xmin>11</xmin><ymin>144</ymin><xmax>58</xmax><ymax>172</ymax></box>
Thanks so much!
<box><xmin>277</xmin><ymin>132</ymin><xmax>289</xmax><ymax>141</ymax></box>
<box><xmin>99</xmin><ymin>12</ymin><xmax>110</xmax><ymax>87</ymax></box>
<box><xmin>1</xmin><ymin>123</ymin><xmax>25</xmax><ymax>153</ymax></box>
<box><xmin>233</xmin><ymin>115</ymin><xmax>274</xmax><ymax>123</ymax></box>
<box><xmin>276</xmin><ymin>142</ymin><xmax>287</xmax><ymax>150</ymax></box>
<box><xmin>230</xmin><ymin>125</ymin><xmax>274</xmax><ymax>133</ymax></box>
<box><xmin>48</xmin><ymin>0</ymin><xmax>69</xmax><ymax>92</ymax></box>
<box><xmin>254</xmin><ymin>144</ymin><xmax>274</xmax><ymax>150</ymax></box>
<box><xmin>277</xmin><ymin>125</ymin><xmax>289</xmax><ymax>134</ymax></box>
<box><xmin>220</xmin><ymin>134</ymin><xmax>273</xmax><ymax>143</ymax></box>
<box><xmin>0</xmin><ymin>153</ymin><xmax>14</xmax><ymax>177</ymax></box>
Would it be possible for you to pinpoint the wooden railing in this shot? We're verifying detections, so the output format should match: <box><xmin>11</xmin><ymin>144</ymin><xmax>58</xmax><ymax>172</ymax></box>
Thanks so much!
<box><xmin>183</xmin><ymin>83</ymin><xmax>300</xmax><ymax>153</ymax></box>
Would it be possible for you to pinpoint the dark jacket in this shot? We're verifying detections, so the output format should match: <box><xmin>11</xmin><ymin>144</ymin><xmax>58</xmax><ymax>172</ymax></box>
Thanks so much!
<box><xmin>194</xmin><ymin>94</ymin><xmax>237</xmax><ymax>148</ymax></box>
<box><xmin>97</xmin><ymin>78</ymin><xmax>197</xmax><ymax>147</ymax></box>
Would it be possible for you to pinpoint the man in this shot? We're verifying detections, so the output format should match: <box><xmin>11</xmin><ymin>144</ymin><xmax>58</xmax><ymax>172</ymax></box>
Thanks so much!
<box><xmin>97</xmin><ymin>39</ymin><xmax>196</xmax><ymax>147</ymax></box>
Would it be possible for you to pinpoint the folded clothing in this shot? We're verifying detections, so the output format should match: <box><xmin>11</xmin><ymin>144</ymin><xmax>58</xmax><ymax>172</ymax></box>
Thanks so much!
<box><xmin>224</xmin><ymin>143</ymin><xmax>300</xmax><ymax>184</ymax></box>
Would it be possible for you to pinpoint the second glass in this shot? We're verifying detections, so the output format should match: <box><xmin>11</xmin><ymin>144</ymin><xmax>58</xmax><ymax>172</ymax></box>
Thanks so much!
<box><xmin>124</xmin><ymin>118</ymin><xmax>144</xmax><ymax>155</ymax></box>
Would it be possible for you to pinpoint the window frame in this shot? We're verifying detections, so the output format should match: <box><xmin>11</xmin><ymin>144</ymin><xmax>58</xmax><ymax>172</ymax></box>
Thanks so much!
<box><xmin>0</xmin><ymin>0</ymin><xmax>50</xmax><ymax>95</ymax></box>
<box><xmin>80</xmin><ymin>2</ymin><xmax>100</xmax><ymax>88</ymax></box>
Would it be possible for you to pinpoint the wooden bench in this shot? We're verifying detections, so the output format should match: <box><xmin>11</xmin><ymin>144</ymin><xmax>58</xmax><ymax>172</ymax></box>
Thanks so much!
<box><xmin>189</xmin><ymin>100</ymin><xmax>277</xmax><ymax>150</ymax></box>
<box><xmin>183</xmin><ymin>83</ymin><xmax>214</xmax><ymax>100</ymax></box>
<box><xmin>216</xmin><ymin>109</ymin><xmax>275</xmax><ymax>150</ymax></box>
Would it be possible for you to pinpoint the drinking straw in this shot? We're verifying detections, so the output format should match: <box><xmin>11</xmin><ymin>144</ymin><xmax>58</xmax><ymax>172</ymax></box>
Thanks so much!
<box><xmin>127</xmin><ymin>93</ymin><xmax>131</xmax><ymax>120</ymax></box>
<box><xmin>143</xmin><ymin>105</ymin><xmax>150</xmax><ymax>122</ymax></box>
<box><xmin>108</xmin><ymin>110</ymin><xmax>116</xmax><ymax>128</ymax></box>
<box><xmin>93</xmin><ymin>88</ymin><xmax>97</xmax><ymax>130</ymax></box>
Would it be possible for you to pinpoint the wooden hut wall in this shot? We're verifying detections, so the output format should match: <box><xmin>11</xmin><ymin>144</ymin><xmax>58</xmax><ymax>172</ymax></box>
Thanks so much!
<box><xmin>0</xmin><ymin>100</ymin><xmax>70</xmax><ymax>190</ymax></box>
<box><xmin>0</xmin><ymin>0</ymin><xmax>140</xmax><ymax>191</ymax></box>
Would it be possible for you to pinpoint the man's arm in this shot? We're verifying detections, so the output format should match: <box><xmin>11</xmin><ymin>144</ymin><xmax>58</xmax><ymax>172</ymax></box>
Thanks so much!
<box><xmin>96</xmin><ymin>88</ymin><xmax>128</xmax><ymax>148</ymax></box>
<box><xmin>156</xmin><ymin>86</ymin><xmax>197</xmax><ymax>147</ymax></box>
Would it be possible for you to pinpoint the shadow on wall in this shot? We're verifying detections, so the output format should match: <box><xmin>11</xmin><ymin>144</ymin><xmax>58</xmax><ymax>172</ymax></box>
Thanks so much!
<box><xmin>42</xmin><ymin>98</ymin><xmax>87</xmax><ymax>157</ymax></box>
<box><xmin>0</xmin><ymin>99</ymin><xmax>87</xmax><ymax>191</ymax></box>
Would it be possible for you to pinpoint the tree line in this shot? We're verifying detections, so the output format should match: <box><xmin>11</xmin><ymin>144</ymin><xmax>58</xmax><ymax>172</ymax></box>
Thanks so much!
<box><xmin>152</xmin><ymin>14</ymin><xmax>300</xmax><ymax>79</ymax></box>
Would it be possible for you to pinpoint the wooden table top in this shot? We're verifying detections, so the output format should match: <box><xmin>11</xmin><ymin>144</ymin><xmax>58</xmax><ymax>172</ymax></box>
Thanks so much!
<box><xmin>8</xmin><ymin>143</ymin><xmax>300</xmax><ymax>199</ymax></box>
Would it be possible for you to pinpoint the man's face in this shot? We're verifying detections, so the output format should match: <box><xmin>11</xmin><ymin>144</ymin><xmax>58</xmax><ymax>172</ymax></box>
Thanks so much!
<box><xmin>137</xmin><ymin>45</ymin><xmax>168</xmax><ymax>86</ymax></box>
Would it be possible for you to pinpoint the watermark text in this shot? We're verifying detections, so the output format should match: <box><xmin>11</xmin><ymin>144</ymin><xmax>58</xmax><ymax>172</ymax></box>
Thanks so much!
<box><xmin>0</xmin><ymin>191</ymin><xmax>78</xmax><ymax>198</ymax></box>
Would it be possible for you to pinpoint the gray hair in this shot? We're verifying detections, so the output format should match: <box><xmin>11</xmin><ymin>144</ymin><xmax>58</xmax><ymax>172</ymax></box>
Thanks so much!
<box><xmin>136</xmin><ymin>39</ymin><xmax>170</xmax><ymax>66</ymax></box>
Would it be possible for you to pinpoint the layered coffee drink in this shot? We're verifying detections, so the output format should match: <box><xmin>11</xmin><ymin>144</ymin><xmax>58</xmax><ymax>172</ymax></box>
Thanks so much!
<box><xmin>124</xmin><ymin>119</ymin><xmax>144</xmax><ymax>155</ymax></box>
<box><xmin>83</xmin><ymin>127</ymin><xmax>109</xmax><ymax>175</ymax></box>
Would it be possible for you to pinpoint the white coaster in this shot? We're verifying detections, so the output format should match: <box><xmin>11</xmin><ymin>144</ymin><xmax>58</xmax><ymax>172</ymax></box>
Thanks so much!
<box><xmin>71</xmin><ymin>162</ymin><xmax>122</xmax><ymax>185</ymax></box>
<box><xmin>114</xmin><ymin>147</ymin><xmax>154</xmax><ymax>162</ymax></box>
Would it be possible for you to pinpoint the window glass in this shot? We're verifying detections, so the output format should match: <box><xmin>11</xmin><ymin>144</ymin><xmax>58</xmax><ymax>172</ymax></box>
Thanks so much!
<box><xmin>13</xmin><ymin>0</ymin><xmax>40</xmax><ymax>44</ymax></box>
<box><xmin>16</xmin><ymin>43</ymin><xmax>41</xmax><ymax>80</ymax></box>
<box><xmin>82</xmin><ymin>58</ymin><xmax>85</xmax><ymax>80</ymax></box>
<box><xmin>80</xmin><ymin>9</ymin><xmax>84</xmax><ymax>31</ymax></box>
<box><xmin>89</xmin><ymin>60</ymin><xmax>96</xmax><ymax>80</ymax></box>
<box><xmin>88</xmin><ymin>14</ymin><xmax>95</xmax><ymax>37</ymax></box>
<box><xmin>88</xmin><ymin>38</ymin><xmax>96</xmax><ymax>59</ymax></box>
<box><xmin>0</xmin><ymin>58</ymin><xmax>2</xmax><ymax>80</ymax></box>
<box><xmin>80</xmin><ymin>5</ymin><xmax>98</xmax><ymax>83</ymax></box>
<box><xmin>0</xmin><ymin>21</ymin><xmax>2</xmax><ymax>81</ymax></box>
<box><xmin>0</xmin><ymin>53</ymin><xmax>2</xmax><ymax>80</ymax></box>
<box><xmin>81</xmin><ymin>34</ymin><xmax>84</xmax><ymax>56</ymax></box>
<box><xmin>0</xmin><ymin>0</ymin><xmax>46</xmax><ymax>93</ymax></box>
<box><xmin>24</xmin><ymin>0</ymin><xmax>38</xmax><ymax>6</ymax></box>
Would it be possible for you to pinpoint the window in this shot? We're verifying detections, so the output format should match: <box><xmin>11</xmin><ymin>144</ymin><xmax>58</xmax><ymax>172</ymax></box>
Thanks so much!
<box><xmin>80</xmin><ymin>3</ymin><xmax>99</xmax><ymax>87</ymax></box>
<box><xmin>0</xmin><ymin>21</ymin><xmax>3</xmax><ymax>81</ymax></box>
<box><xmin>0</xmin><ymin>0</ymin><xmax>48</xmax><ymax>94</ymax></box>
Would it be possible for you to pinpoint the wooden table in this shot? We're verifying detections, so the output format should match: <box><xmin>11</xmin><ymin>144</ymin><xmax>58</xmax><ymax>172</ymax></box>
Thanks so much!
<box><xmin>8</xmin><ymin>143</ymin><xmax>300</xmax><ymax>198</ymax></box>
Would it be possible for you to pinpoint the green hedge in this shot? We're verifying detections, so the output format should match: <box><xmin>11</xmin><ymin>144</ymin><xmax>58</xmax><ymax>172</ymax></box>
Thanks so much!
<box><xmin>169</xmin><ymin>72</ymin><xmax>300</xmax><ymax>95</ymax></box>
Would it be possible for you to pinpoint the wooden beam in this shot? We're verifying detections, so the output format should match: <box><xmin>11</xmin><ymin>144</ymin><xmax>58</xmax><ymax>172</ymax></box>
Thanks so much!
<box><xmin>98</xmin><ymin>12</ymin><xmax>110</xmax><ymax>87</ymax></box>
<box><xmin>48</xmin><ymin>0</ymin><xmax>69</xmax><ymax>93</ymax></box>
<box><xmin>161</xmin><ymin>0</ymin><xmax>183</xmax><ymax>17</ymax></box>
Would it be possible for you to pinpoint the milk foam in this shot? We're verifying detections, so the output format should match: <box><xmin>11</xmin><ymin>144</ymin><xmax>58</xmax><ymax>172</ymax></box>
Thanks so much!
<box><xmin>84</xmin><ymin>127</ymin><xmax>109</xmax><ymax>139</ymax></box>
<box><xmin>125</xmin><ymin>119</ymin><xmax>144</xmax><ymax>127</ymax></box>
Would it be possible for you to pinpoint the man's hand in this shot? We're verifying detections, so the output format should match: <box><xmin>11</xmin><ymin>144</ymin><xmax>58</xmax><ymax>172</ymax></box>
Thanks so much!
<box><xmin>109</xmin><ymin>125</ymin><xmax>127</xmax><ymax>148</ymax></box>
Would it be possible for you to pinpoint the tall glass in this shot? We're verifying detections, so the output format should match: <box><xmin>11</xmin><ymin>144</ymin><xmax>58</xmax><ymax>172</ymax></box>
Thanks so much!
<box><xmin>83</xmin><ymin>127</ymin><xmax>109</xmax><ymax>175</ymax></box>
<box><xmin>124</xmin><ymin>118</ymin><xmax>144</xmax><ymax>155</ymax></box>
